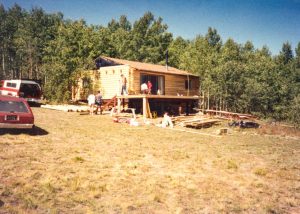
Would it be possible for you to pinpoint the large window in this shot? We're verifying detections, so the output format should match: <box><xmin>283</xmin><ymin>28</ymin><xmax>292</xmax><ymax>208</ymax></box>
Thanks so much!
<box><xmin>140</xmin><ymin>74</ymin><xmax>165</xmax><ymax>95</ymax></box>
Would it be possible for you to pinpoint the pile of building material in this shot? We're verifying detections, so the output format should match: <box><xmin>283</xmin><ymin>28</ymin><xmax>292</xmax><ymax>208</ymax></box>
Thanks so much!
<box><xmin>205</xmin><ymin>109</ymin><xmax>257</xmax><ymax>120</ymax></box>
<box><xmin>173</xmin><ymin>115</ymin><xmax>221</xmax><ymax>129</ymax></box>
<box><xmin>41</xmin><ymin>104</ymin><xmax>89</xmax><ymax>112</ymax></box>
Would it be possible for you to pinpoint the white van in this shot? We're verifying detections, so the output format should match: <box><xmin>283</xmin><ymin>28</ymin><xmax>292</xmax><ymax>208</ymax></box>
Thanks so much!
<box><xmin>0</xmin><ymin>80</ymin><xmax>42</xmax><ymax>104</ymax></box>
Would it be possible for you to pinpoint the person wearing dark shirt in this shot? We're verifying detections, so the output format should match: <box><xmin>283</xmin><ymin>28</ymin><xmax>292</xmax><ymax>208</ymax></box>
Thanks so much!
<box><xmin>95</xmin><ymin>90</ymin><xmax>103</xmax><ymax>115</ymax></box>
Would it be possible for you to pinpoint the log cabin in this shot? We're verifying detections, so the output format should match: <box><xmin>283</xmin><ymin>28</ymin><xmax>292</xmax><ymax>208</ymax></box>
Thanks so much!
<box><xmin>72</xmin><ymin>56</ymin><xmax>200</xmax><ymax>117</ymax></box>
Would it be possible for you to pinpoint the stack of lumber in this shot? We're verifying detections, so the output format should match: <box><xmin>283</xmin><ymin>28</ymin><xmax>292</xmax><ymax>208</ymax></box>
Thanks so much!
<box><xmin>173</xmin><ymin>115</ymin><xmax>221</xmax><ymax>129</ymax></box>
<box><xmin>205</xmin><ymin>109</ymin><xmax>256</xmax><ymax>120</ymax></box>
<box><xmin>41</xmin><ymin>104</ymin><xmax>89</xmax><ymax>112</ymax></box>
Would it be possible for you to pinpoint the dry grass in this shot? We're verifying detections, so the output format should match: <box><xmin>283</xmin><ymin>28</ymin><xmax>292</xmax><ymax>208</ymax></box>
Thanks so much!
<box><xmin>258</xmin><ymin>123</ymin><xmax>300</xmax><ymax>139</ymax></box>
<box><xmin>0</xmin><ymin>108</ymin><xmax>299</xmax><ymax>213</ymax></box>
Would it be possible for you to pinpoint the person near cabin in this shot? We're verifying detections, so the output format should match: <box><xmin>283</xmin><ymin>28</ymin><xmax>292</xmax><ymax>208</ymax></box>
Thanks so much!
<box><xmin>161</xmin><ymin>112</ymin><xmax>174</xmax><ymax>128</ymax></box>
<box><xmin>120</xmin><ymin>74</ymin><xmax>128</xmax><ymax>95</ymax></box>
<box><xmin>87</xmin><ymin>93</ymin><xmax>96</xmax><ymax>115</ymax></box>
<box><xmin>141</xmin><ymin>82</ymin><xmax>148</xmax><ymax>94</ymax></box>
<box><xmin>147</xmin><ymin>80</ymin><xmax>152</xmax><ymax>94</ymax></box>
<box><xmin>95</xmin><ymin>90</ymin><xmax>103</xmax><ymax>115</ymax></box>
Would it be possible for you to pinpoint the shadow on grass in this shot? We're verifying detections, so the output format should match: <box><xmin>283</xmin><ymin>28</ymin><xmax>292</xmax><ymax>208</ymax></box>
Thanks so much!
<box><xmin>0</xmin><ymin>125</ymin><xmax>48</xmax><ymax>136</ymax></box>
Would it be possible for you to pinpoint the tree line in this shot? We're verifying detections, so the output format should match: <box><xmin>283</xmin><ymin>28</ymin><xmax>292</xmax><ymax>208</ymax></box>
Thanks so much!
<box><xmin>0</xmin><ymin>4</ymin><xmax>299</xmax><ymax>125</ymax></box>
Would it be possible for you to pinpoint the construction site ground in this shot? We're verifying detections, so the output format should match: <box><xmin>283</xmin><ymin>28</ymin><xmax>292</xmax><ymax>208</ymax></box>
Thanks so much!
<box><xmin>0</xmin><ymin>107</ymin><xmax>299</xmax><ymax>213</ymax></box>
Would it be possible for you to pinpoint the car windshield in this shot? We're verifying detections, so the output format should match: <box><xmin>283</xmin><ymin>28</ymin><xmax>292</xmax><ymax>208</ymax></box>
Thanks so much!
<box><xmin>0</xmin><ymin>100</ymin><xmax>29</xmax><ymax>113</ymax></box>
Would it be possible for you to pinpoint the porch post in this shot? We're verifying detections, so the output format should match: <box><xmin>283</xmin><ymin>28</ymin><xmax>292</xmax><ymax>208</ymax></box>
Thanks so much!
<box><xmin>143</xmin><ymin>97</ymin><xmax>147</xmax><ymax>118</ymax></box>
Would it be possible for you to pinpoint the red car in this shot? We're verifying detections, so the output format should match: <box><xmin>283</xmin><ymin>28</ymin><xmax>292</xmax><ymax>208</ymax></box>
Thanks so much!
<box><xmin>0</xmin><ymin>95</ymin><xmax>34</xmax><ymax>129</ymax></box>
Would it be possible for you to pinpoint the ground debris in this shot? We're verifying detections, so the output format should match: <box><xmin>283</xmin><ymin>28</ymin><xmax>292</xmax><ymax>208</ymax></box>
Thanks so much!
<box><xmin>172</xmin><ymin>115</ymin><xmax>221</xmax><ymax>129</ymax></box>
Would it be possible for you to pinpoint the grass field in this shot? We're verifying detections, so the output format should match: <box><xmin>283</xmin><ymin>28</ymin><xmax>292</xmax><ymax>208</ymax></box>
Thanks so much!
<box><xmin>0</xmin><ymin>108</ymin><xmax>299</xmax><ymax>213</ymax></box>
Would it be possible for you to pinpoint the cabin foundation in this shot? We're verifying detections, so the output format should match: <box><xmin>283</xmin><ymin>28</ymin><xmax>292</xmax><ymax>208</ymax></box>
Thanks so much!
<box><xmin>116</xmin><ymin>94</ymin><xmax>199</xmax><ymax>118</ymax></box>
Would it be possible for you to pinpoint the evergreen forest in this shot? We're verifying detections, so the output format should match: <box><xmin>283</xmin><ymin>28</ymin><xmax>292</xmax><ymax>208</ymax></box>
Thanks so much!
<box><xmin>0</xmin><ymin>4</ymin><xmax>299</xmax><ymax>125</ymax></box>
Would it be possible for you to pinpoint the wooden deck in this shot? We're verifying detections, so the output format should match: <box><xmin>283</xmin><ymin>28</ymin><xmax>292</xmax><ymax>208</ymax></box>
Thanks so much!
<box><xmin>116</xmin><ymin>94</ymin><xmax>200</xmax><ymax>118</ymax></box>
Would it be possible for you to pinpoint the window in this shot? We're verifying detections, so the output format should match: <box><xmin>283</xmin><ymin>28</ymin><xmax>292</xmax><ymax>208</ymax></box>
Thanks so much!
<box><xmin>185</xmin><ymin>80</ymin><xmax>192</xmax><ymax>90</ymax></box>
<box><xmin>6</xmin><ymin>82</ymin><xmax>17</xmax><ymax>88</ymax></box>
<box><xmin>0</xmin><ymin>101</ymin><xmax>29</xmax><ymax>113</ymax></box>
<box><xmin>20</xmin><ymin>83</ymin><xmax>41</xmax><ymax>98</ymax></box>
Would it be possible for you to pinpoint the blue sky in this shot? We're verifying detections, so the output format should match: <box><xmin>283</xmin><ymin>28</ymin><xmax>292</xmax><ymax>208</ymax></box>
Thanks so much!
<box><xmin>2</xmin><ymin>0</ymin><xmax>300</xmax><ymax>55</ymax></box>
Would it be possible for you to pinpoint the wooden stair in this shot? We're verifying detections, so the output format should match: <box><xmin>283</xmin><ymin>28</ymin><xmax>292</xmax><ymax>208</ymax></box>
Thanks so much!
<box><xmin>101</xmin><ymin>95</ymin><xmax>117</xmax><ymax>111</ymax></box>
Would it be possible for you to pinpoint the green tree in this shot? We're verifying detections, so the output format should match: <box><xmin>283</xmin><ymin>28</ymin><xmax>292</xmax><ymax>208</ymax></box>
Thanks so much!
<box><xmin>105</xmin><ymin>15</ymin><xmax>132</xmax><ymax>58</ymax></box>
<box><xmin>127</xmin><ymin>12</ymin><xmax>172</xmax><ymax>63</ymax></box>
<box><xmin>278</xmin><ymin>42</ymin><xmax>294</xmax><ymax>65</ymax></box>
<box><xmin>205</xmin><ymin>27</ymin><xmax>222</xmax><ymax>50</ymax></box>
<box><xmin>295</xmin><ymin>42</ymin><xmax>300</xmax><ymax>67</ymax></box>
<box><xmin>180</xmin><ymin>32</ymin><xmax>221</xmax><ymax>109</ymax></box>
<box><xmin>289</xmin><ymin>95</ymin><xmax>300</xmax><ymax>127</ymax></box>
<box><xmin>14</xmin><ymin>7</ymin><xmax>50</xmax><ymax>79</ymax></box>
<box><xmin>215</xmin><ymin>38</ymin><xmax>243</xmax><ymax>112</ymax></box>
<box><xmin>241</xmin><ymin>46</ymin><xmax>277</xmax><ymax>116</ymax></box>
<box><xmin>0</xmin><ymin>4</ymin><xmax>7</xmax><ymax>79</ymax></box>
<box><xmin>168</xmin><ymin>36</ymin><xmax>189</xmax><ymax>68</ymax></box>
<box><xmin>1</xmin><ymin>4</ymin><xmax>25</xmax><ymax>79</ymax></box>
<box><xmin>42</xmin><ymin>19</ymin><xmax>97</xmax><ymax>101</ymax></box>
<box><xmin>119</xmin><ymin>15</ymin><xmax>131</xmax><ymax>31</ymax></box>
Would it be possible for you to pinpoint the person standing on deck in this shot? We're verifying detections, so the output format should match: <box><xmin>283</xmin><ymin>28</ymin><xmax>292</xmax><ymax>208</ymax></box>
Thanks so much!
<box><xmin>120</xmin><ymin>74</ymin><xmax>128</xmax><ymax>95</ymax></box>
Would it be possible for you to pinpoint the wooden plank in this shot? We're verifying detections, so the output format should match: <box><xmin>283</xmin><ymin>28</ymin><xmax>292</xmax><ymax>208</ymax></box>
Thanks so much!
<box><xmin>101</xmin><ymin>95</ymin><xmax>116</xmax><ymax>111</ymax></box>
<box><xmin>205</xmin><ymin>109</ymin><xmax>256</xmax><ymax>119</ymax></box>
<box><xmin>146</xmin><ymin>100</ymin><xmax>152</xmax><ymax>119</ymax></box>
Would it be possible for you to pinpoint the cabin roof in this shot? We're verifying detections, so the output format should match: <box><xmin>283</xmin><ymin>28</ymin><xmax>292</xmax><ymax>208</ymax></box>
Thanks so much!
<box><xmin>100</xmin><ymin>56</ymin><xmax>199</xmax><ymax>77</ymax></box>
